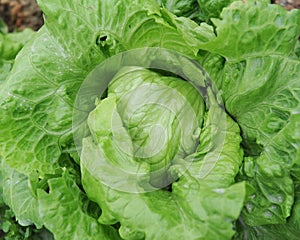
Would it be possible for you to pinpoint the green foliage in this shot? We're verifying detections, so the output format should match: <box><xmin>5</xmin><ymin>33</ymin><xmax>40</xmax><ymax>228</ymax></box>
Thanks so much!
<box><xmin>0</xmin><ymin>0</ymin><xmax>299</xmax><ymax>239</ymax></box>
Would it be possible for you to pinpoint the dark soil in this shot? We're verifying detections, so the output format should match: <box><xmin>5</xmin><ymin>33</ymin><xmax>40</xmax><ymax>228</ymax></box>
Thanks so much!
<box><xmin>0</xmin><ymin>0</ymin><xmax>43</xmax><ymax>32</ymax></box>
<box><xmin>274</xmin><ymin>0</ymin><xmax>300</xmax><ymax>10</ymax></box>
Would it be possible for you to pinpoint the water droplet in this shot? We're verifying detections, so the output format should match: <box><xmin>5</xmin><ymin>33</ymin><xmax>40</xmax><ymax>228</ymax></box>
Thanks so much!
<box><xmin>263</xmin><ymin>211</ymin><xmax>273</xmax><ymax>218</ymax></box>
<box><xmin>246</xmin><ymin>202</ymin><xmax>254</xmax><ymax>212</ymax></box>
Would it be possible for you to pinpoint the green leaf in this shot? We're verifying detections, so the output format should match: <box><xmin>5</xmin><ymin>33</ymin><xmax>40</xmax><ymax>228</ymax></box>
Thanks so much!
<box><xmin>37</xmin><ymin>171</ymin><xmax>120</xmax><ymax>240</ymax></box>
<box><xmin>38</xmin><ymin>0</ymin><xmax>198</xmax><ymax>61</ymax></box>
<box><xmin>202</xmin><ymin>54</ymin><xmax>300</xmax><ymax>225</ymax></box>
<box><xmin>0</xmin><ymin>0</ymin><xmax>199</xmax><ymax>176</ymax></box>
<box><xmin>0</xmin><ymin>60</ymin><xmax>13</xmax><ymax>84</ymax></box>
<box><xmin>0</xmin><ymin>28</ymin><xmax>35</xmax><ymax>60</ymax></box>
<box><xmin>0</xmin><ymin>19</ymin><xmax>8</xmax><ymax>34</ymax></box>
<box><xmin>83</xmin><ymin>164</ymin><xmax>245</xmax><ymax>240</ymax></box>
<box><xmin>0</xmin><ymin>24</ymin><xmax>34</xmax><ymax>85</ymax></box>
<box><xmin>197</xmin><ymin>0</ymin><xmax>235</xmax><ymax>22</ymax></box>
<box><xmin>185</xmin><ymin>92</ymin><xmax>244</xmax><ymax>189</ymax></box>
<box><xmin>0</xmin><ymin>157</ymin><xmax>4</xmax><ymax>207</ymax></box>
<box><xmin>108</xmin><ymin>67</ymin><xmax>205</xmax><ymax>186</ymax></box>
<box><xmin>229</xmin><ymin>57</ymin><xmax>300</xmax><ymax>225</ymax></box>
<box><xmin>81</xmin><ymin>68</ymin><xmax>245</xmax><ymax>239</ymax></box>
<box><xmin>180</xmin><ymin>0</ymin><xmax>300</xmax><ymax>61</ymax></box>
<box><xmin>234</xmin><ymin>185</ymin><xmax>300</xmax><ymax>239</ymax></box>
<box><xmin>1</xmin><ymin>161</ymin><xmax>43</xmax><ymax>228</ymax></box>
<box><xmin>2</xmin><ymin>0</ymin><xmax>299</xmax><ymax>238</ymax></box>
<box><xmin>295</xmin><ymin>40</ymin><xmax>300</xmax><ymax>59</ymax></box>
<box><xmin>155</xmin><ymin>0</ymin><xmax>200</xmax><ymax>20</ymax></box>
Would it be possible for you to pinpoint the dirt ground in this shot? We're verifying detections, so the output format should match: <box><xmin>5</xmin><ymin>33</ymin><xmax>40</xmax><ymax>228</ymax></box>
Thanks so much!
<box><xmin>274</xmin><ymin>0</ymin><xmax>300</xmax><ymax>10</ymax></box>
<box><xmin>0</xmin><ymin>0</ymin><xmax>299</xmax><ymax>32</ymax></box>
<box><xmin>0</xmin><ymin>0</ymin><xmax>43</xmax><ymax>32</ymax></box>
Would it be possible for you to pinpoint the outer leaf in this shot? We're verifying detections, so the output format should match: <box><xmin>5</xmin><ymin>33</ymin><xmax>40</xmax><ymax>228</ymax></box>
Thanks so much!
<box><xmin>197</xmin><ymin>0</ymin><xmax>234</xmax><ymax>22</ymax></box>
<box><xmin>155</xmin><ymin>0</ymin><xmax>200</xmax><ymax>20</ymax></box>
<box><xmin>0</xmin><ymin>22</ymin><xmax>33</xmax><ymax>85</ymax></box>
<box><xmin>83</xmin><ymin>165</ymin><xmax>245</xmax><ymax>240</ymax></box>
<box><xmin>0</xmin><ymin>60</ymin><xmax>13</xmax><ymax>84</ymax></box>
<box><xmin>295</xmin><ymin>40</ymin><xmax>300</xmax><ymax>59</ymax></box>
<box><xmin>0</xmin><ymin>157</ymin><xmax>4</xmax><ymax>207</ymax></box>
<box><xmin>37</xmin><ymin>172</ymin><xmax>120</xmax><ymax>240</ymax></box>
<box><xmin>179</xmin><ymin>0</ymin><xmax>300</xmax><ymax>61</ymax></box>
<box><xmin>227</xmin><ymin>57</ymin><xmax>300</xmax><ymax>225</ymax></box>
<box><xmin>0</xmin><ymin>0</ymin><xmax>199</xmax><ymax>175</ymax></box>
<box><xmin>0</xmin><ymin>28</ymin><xmax>35</xmax><ymax>60</ymax></box>
<box><xmin>1</xmin><ymin>161</ymin><xmax>42</xmax><ymax>228</ymax></box>
<box><xmin>0</xmin><ymin>19</ymin><xmax>8</xmax><ymax>34</ymax></box>
<box><xmin>234</xmin><ymin>185</ymin><xmax>300</xmax><ymax>240</ymax></box>
<box><xmin>38</xmin><ymin>0</ymin><xmax>198</xmax><ymax>62</ymax></box>
<box><xmin>202</xmin><ymin>54</ymin><xmax>300</xmax><ymax>225</ymax></box>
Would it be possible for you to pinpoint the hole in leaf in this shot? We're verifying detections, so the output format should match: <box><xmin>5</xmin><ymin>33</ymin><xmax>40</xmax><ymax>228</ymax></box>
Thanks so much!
<box><xmin>95</xmin><ymin>35</ymin><xmax>108</xmax><ymax>46</ymax></box>
<box><xmin>100</xmin><ymin>35</ymin><xmax>107</xmax><ymax>41</ymax></box>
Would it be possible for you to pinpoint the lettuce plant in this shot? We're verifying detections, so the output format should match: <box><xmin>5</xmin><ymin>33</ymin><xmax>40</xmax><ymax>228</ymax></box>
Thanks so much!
<box><xmin>0</xmin><ymin>0</ymin><xmax>300</xmax><ymax>239</ymax></box>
